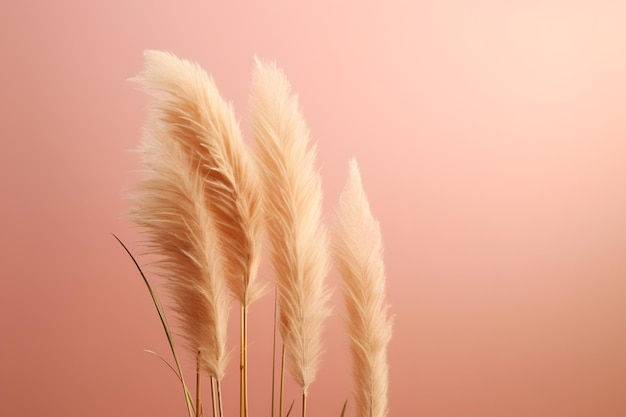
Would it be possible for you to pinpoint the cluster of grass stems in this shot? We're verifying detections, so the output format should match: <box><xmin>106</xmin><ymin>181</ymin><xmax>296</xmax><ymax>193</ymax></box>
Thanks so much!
<box><xmin>117</xmin><ymin>51</ymin><xmax>392</xmax><ymax>417</ymax></box>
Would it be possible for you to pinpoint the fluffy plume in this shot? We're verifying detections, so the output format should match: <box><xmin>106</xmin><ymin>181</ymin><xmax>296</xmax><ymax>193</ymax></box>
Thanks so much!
<box><xmin>129</xmin><ymin>129</ymin><xmax>230</xmax><ymax>380</ymax></box>
<box><xmin>134</xmin><ymin>50</ymin><xmax>264</xmax><ymax>307</ymax></box>
<box><xmin>332</xmin><ymin>160</ymin><xmax>393</xmax><ymax>417</ymax></box>
<box><xmin>251</xmin><ymin>58</ymin><xmax>331</xmax><ymax>393</ymax></box>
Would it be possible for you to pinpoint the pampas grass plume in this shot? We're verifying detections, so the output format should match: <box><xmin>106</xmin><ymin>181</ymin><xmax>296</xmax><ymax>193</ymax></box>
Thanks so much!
<box><xmin>134</xmin><ymin>50</ymin><xmax>265</xmax><ymax>307</ymax></box>
<box><xmin>128</xmin><ymin>121</ymin><xmax>231</xmax><ymax>381</ymax></box>
<box><xmin>126</xmin><ymin>51</ymin><xmax>394</xmax><ymax>417</ymax></box>
<box><xmin>332</xmin><ymin>159</ymin><xmax>393</xmax><ymax>417</ymax></box>
<box><xmin>251</xmin><ymin>58</ymin><xmax>331</xmax><ymax>395</ymax></box>
<box><xmin>132</xmin><ymin>51</ymin><xmax>267</xmax><ymax>417</ymax></box>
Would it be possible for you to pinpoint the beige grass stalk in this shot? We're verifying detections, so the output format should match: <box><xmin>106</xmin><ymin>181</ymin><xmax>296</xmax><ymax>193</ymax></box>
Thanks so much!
<box><xmin>134</xmin><ymin>50</ymin><xmax>265</xmax><ymax>417</ymax></box>
<box><xmin>332</xmin><ymin>160</ymin><xmax>393</xmax><ymax>417</ymax></box>
<box><xmin>128</xmin><ymin>132</ymin><xmax>231</xmax><ymax>385</ymax></box>
<box><xmin>251</xmin><ymin>58</ymin><xmax>331</xmax><ymax>415</ymax></box>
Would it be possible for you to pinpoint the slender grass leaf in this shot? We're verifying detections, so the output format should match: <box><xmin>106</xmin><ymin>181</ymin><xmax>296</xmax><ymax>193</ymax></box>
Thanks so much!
<box><xmin>285</xmin><ymin>400</ymin><xmax>295</xmax><ymax>417</ymax></box>
<box><xmin>112</xmin><ymin>233</ymin><xmax>196</xmax><ymax>417</ymax></box>
<box><xmin>144</xmin><ymin>349</ymin><xmax>180</xmax><ymax>379</ymax></box>
<box><xmin>339</xmin><ymin>399</ymin><xmax>347</xmax><ymax>417</ymax></box>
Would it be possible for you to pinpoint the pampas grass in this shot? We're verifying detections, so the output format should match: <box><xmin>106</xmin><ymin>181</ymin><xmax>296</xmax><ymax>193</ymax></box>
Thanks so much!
<box><xmin>123</xmin><ymin>50</ymin><xmax>392</xmax><ymax>417</ymax></box>
<box><xmin>331</xmin><ymin>160</ymin><xmax>393</xmax><ymax>417</ymax></box>
<box><xmin>129</xmin><ymin>134</ymin><xmax>231</xmax><ymax>382</ymax></box>
<box><xmin>251</xmin><ymin>58</ymin><xmax>331</xmax><ymax>417</ymax></box>
<box><xmin>133</xmin><ymin>50</ymin><xmax>265</xmax><ymax>417</ymax></box>
<box><xmin>134</xmin><ymin>50</ymin><xmax>265</xmax><ymax>306</ymax></box>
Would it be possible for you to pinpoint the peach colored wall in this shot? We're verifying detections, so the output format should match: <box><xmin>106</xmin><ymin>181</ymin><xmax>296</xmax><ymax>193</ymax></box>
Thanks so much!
<box><xmin>2</xmin><ymin>1</ymin><xmax>626</xmax><ymax>416</ymax></box>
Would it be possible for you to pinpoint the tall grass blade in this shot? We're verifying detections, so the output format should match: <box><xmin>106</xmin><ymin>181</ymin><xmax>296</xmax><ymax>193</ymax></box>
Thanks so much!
<box><xmin>112</xmin><ymin>233</ymin><xmax>196</xmax><ymax>417</ymax></box>
<box><xmin>339</xmin><ymin>400</ymin><xmax>347</xmax><ymax>417</ymax></box>
<box><xmin>285</xmin><ymin>400</ymin><xmax>295</xmax><ymax>417</ymax></box>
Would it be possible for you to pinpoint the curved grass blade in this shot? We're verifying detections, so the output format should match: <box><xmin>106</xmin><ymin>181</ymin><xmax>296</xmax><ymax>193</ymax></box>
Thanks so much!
<box><xmin>285</xmin><ymin>400</ymin><xmax>295</xmax><ymax>417</ymax></box>
<box><xmin>144</xmin><ymin>349</ymin><xmax>180</xmax><ymax>379</ymax></box>
<box><xmin>339</xmin><ymin>400</ymin><xmax>347</xmax><ymax>417</ymax></box>
<box><xmin>144</xmin><ymin>349</ymin><xmax>196</xmax><ymax>409</ymax></box>
<box><xmin>112</xmin><ymin>233</ymin><xmax>196</xmax><ymax>417</ymax></box>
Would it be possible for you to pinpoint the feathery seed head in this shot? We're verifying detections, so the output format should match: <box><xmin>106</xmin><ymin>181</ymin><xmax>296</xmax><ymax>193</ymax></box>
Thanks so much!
<box><xmin>332</xmin><ymin>159</ymin><xmax>393</xmax><ymax>417</ymax></box>
<box><xmin>251</xmin><ymin>58</ymin><xmax>331</xmax><ymax>393</ymax></box>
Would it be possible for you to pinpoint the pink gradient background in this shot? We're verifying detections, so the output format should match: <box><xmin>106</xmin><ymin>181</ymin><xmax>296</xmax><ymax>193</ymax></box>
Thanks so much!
<box><xmin>2</xmin><ymin>1</ymin><xmax>626</xmax><ymax>416</ymax></box>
